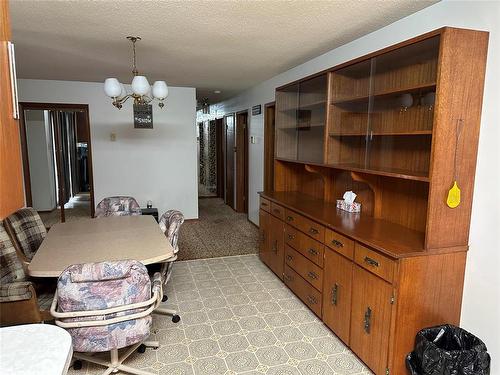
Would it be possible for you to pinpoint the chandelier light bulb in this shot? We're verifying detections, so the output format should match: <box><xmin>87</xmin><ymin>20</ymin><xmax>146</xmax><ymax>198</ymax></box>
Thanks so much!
<box><xmin>104</xmin><ymin>78</ymin><xmax>122</xmax><ymax>98</ymax></box>
<box><xmin>131</xmin><ymin>75</ymin><xmax>150</xmax><ymax>96</ymax></box>
<box><xmin>152</xmin><ymin>81</ymin><xmax>168</xmax><ymax>100</ymax></box>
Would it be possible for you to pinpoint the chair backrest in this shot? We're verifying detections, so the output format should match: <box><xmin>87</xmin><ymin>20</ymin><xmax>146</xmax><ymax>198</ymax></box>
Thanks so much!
<box><xmin>57</xmin><ymin>260</ymin><xmax>152</xmax><ymax>352</ymax></box>
<box><xmin>95</xmin><ymin>196</ymin><xmax>141</xmax><ymax>218</ymax></box>
<box><xmin>0</xmin><ymin>222</ymin><xmax>27</xmax><ymax>285</ymax></box>
<box><xmin>158</xmin><ymin>210</ymin><xmax>184</xmax><ymax>253</ymax></box>
<box><xmin>4</xmin><ymin>207</ymin><xmax>46</xmax><ymax>261</ymax></box>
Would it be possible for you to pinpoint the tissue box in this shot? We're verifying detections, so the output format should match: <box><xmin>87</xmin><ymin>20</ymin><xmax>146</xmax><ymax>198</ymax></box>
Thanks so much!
<box><xmin>337</xmin><ymin>199</ymin><xmax>361</xmax><ymax>213</ymax></box>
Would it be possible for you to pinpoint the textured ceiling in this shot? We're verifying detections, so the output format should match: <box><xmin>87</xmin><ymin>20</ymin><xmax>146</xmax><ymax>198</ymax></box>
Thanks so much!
<box><xmin>10</xmin><ymin>0</ymin><xmax>438</xmax><ymax>102</ymax></box>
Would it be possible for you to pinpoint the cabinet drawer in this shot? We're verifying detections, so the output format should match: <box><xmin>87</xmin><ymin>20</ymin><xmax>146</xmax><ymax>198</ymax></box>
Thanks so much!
<box><xmin>284</xmin><ymin>209</ymin><xmax>325</xmax><ymax>243</ymax></box>
<box><xmin>285</xmin><ymin>225</ymin><xmax>324</xmax><ymax>267</ymax></box>
<box><xmin>285</xmin><ymin>246</ymin><xmax>323</xmax><ymax>291</ymax></box>
<box><xmin>260</xmin><ymin>197</ymin><xmax>271</xmax><ymax>212</ymax></box>
<box><xmin>325</xmin><ymin>229</ymin><xmax>354</xmax><ymax>260</ymax></box>
<box><xmin>283</xmin><ymin>265</ymin><xmax>322</xmax><ymax>317</ymax></box>
<box><xmin>271</xmin><ymin>202</ymin><xmax>285</xmax><ymax>220</ymax></box>
<box><xmin>355</xmin><ymin>243</ymin><xmax>396</xmax><ymax>284</ymax></box>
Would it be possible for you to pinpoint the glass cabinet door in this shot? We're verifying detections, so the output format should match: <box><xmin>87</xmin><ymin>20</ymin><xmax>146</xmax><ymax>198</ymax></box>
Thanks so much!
<box><xmin>297</xmin><ymin>75</ymin><xmax>327</xmax><ymax>163</ymax></box>
<box><xmin>326</xmin><ymin>59</ymin><xmax>372</xmax><ymax>168</ymax></box>
<box><xmin>275</xmin><ymin>83</ymin><xmax>299</xmax><ymax>160</ymax></box>
<box><xmin>367</xmin><ymin>36</ymin><xmax>439</xmax><ymax>179</ymax></box>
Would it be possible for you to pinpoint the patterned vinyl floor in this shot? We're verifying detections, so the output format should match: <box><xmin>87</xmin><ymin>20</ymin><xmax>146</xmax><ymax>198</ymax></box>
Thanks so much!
<box><xmin>68</xmin><ymin>254</ymin><xmax>373</xmax><ymax>375</ymax></box>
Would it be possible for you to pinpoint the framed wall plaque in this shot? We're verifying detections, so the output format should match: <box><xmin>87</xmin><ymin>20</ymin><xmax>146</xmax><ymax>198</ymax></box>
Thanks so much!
<box><xmin>252</xmin><ymin>104</ymin><xmax>261</xmax><ymax>116</ymax></box>
<box><xmin>134</xmin><ymin>104</ymin><xmax>153</xmax><ymax>129</ymax></box>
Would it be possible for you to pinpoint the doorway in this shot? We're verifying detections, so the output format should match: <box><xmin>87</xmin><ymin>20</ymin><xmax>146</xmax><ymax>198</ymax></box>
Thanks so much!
<box><xmin>224</xmin><ymin>113</ymin><xmax>235</xmax><ymax>208</ymax></box>
<box><xmin>264</xmin><ymin>102</ymin><xmax>276</xmax><ymax>192</ymax></box>
<box><xmin>19</xmin><ymin>103</ymin><xmax>94</xmax><ymax>227</ymax></box>
<box><xmin>235</xmin><ymin>110</ymin><xmax>249</xmax><ymax>213</ymax></box>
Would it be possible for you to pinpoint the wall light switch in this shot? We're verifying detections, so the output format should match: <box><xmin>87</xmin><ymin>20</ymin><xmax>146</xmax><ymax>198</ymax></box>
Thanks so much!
<box><xmin>250</xmin><ymin>136</ymin><xmax>257</xmax><ymax>144</ymax></box>
<box><xmin>110</xmin><ymin>132</ymin><xmax>116</xmax><ymax>141</ymax></box>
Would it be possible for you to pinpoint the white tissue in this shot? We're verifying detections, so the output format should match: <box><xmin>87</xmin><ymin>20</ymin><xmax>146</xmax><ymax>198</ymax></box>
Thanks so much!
<box><xmin>343</xmin><ymin>191</ymin><xmax>357</xmax><ymax>205</ymax></box>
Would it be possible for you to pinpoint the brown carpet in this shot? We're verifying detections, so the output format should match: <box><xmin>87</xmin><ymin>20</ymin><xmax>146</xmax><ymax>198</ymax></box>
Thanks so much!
<box><xmin>177</xmin><ymin>198</ymin><xmax>259</xmax><ymax>261</ymax></box>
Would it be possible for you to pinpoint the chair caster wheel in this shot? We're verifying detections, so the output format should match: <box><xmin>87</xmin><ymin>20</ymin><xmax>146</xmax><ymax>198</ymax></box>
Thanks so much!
<box><xmin>73</xmin><ymin>360</ymin><xmax>83</xmax><ymax>370</ymax></box>
<box><xmin>172</xmin><ymin>315</ymin><xmax>181</xmax><ymax>323</ymax></box>
<box><xmin>162</xmin><ymin>295</ymin><xmax>168</xmax><ymax>302</ymax></box>
<box><xmin>138</xmin><ymin>344</ymin><xmax>147</xmax><ymax>353</ymax></box>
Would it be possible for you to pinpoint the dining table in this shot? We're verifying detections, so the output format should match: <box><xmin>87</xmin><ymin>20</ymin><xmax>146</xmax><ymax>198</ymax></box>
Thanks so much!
<box><xmin>28</xmin><ymin>215</ymin><xmax>174</xmax><ymax>277</ymax></box>
<box><xmin>0</xmin><ymin>324</ymin><xmax>73</xmax><ymax>375</ymax></box>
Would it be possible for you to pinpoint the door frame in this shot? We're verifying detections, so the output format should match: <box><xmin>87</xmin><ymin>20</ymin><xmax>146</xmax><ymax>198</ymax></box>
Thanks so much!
<box><xmin>235</xmin><ymin>109</ymin><xmax>249</xmax><ymax>213</ymax></box>
<box><xmin>18</xmin><ymin>102</ymin><xmax>95</xmax><ymax>219</ymax></box>
<box><xmin>264</xmin><ymin>101</ymin><xmax>276</xmax><ymax>192</ymax></box>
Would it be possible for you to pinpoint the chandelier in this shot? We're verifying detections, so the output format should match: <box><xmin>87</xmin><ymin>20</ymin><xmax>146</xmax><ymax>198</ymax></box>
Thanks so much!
<box><xmin>103</xmin><ymin>36</ymin><xmax>168</xmax><ymax>109</ymax></box>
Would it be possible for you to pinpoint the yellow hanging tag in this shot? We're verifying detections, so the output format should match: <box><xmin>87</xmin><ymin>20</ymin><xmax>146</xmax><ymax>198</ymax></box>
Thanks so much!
<box><xmin>446</xmin><ymin>181</ymin><xmax>461</xmax><ymax>208</ymax></box>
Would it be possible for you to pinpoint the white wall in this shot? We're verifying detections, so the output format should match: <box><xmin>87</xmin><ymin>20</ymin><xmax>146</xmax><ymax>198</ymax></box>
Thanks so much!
<box><xmin>24</xmin><ymin>109</ymin><xmax>56</xmax><ymax>211</ymax></box>
<box><xmin>18</xmin><ymin>80</ymin><xmax>198</xmax><ymax>219</ymax></box>
<box><xmin>214</xmin><ymin>0</ymin><xmax>500</xmax><ymax>370</ymax></box>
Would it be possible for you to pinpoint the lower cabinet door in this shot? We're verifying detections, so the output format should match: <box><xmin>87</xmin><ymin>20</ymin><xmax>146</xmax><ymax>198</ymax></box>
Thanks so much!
<box><xmin>268</xmin><ymin>214</ymin><xmax>284</xmax><ymax>280</ymax></box>
<box><xmin>259</xmin><ymin>210</ymin><xmax>270</xmax><ymax>266</ymax></box>
<box><xmin>322</xmin><ymin>249</ymin><xmax>352</xmax><ymax>344</ymax></box>
<box><xmin>350</xmin><ymin>265</ymin><xmax>393</xmax><ymax>375</ymax></box>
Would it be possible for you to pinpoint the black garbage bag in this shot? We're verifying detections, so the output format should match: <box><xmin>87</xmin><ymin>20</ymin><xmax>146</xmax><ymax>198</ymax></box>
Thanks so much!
<box><xmin>406</xmin><ymin>324</ymin><xmax>490</xmax><ymax>375</ymax></box>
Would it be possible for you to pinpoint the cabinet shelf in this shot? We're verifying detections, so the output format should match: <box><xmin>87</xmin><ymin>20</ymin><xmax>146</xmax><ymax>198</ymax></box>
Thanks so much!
<box><xmin>329</xmin><ymin>130</ymin><xmax>432</xmax><ymax>137</ymax></box>
<box><xmin>278</xmin><ymin>122</ymin><xmax>325</xmax><ymax>130</ymax></box>
<box><xmin>275</xmin><ymin>157</ymin><xmax>430</xmax><ymax>182</ymax></box>
<box><xmin>278</xmin><ymin>99</ymin><xmax>327</xmax><ymax>113</ymax></box>
<box><xmin>331</xmin><ymin>82</ymin><xmax>436</xmax><ymax>105</ymax></box>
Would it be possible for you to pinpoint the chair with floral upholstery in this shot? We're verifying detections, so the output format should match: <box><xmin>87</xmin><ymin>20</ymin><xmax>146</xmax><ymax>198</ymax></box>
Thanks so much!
<box><xmin>0</xmin><ymin>221</ymin><xmax>53</xmax><ymax>326</ymax></box>
<box><xmin>51</xmin><ymin>260</ymin><xmax>162</xmax><ymax>375</ymax></box>
<box><xmin>4</xmin><ymin>207</ymin><xmax>47</xmax><ymax>265</ymax></box>
<box><xmin>94</xmin><ymin>196</ymin><xmax>141</xmax><ymax>218</ymax></box>
<box><xmin>154</xmin><ymin>210</ymin><xmax>184</xmax><ymax>323</ymax></box>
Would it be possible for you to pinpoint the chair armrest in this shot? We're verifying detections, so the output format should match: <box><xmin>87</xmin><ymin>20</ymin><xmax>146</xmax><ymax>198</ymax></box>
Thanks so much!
<box><xmin>0</xmin><ymin>281</ymin><xmax>34</xmax><ymax>303</ymax></box>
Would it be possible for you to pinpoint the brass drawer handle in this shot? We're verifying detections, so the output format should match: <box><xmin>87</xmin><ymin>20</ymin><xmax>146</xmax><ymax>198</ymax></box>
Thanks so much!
<box><xmin>260</xmin><ymin>232</ymin><xmax>266</xmax><ymax>243</ymax></box>
<box><xmin>331</xmin><ymin>239</ymin><xmax>344</xmax><ymax>248</ymax></box>
<box><xmin>364</xmin><ymin>256</ymin><xmax>379</xmax><ymax>268</ymax></box>
<box><xmin>308</xmin><ymin>248</ymin><xmax>318</xmax><ymax>256</ymax></box>
<box><xmin>364</xmin><ymin>307</ymin><xmax>372</xmax><ymax>334</ymax></box>
<box><xmin>286</xmin><ymin>254</ymin><xmax>293</xmax><ymax>262</ymax></box>
<box><xmin>331</xmin><ymin>283</ymin><xmax>339</xmax><ymax>306</ymax></box>
<box><xmin>309</xmin><ymin>227</ymin><xmax>319</xmax><ymax>235</ymax></box>
<box><xmin>261</xmin><ymin>202</ymin><xmax>268</xmax><ymax>206</ymax></box>
<box><xmin>284</xmin><ymin>274</ymin><xmax>293</xmax><ymax>282</ymax></box>
<box><xmin>307</xmin><ymin>271</ymin><xmax>318</xmax><ymax>280</ymax></box>
<box><xmin>286</xmin><ymin>215</ymin><xmax>294</xmax><ymax>222</ymax></box>
<box><xmin>306</xmin><ymin>295</ymin><xmax>318</xmax><ymax>305</ymax></box>
<box><xmin>287</xmin><ymin>234</ymin><xmax>295</xmax><ymax>240</ymax></box>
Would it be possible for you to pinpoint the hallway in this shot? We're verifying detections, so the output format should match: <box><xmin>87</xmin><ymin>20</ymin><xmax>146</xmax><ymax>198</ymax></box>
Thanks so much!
<box><xmin>178</xmin><ymin>198</ymin><xmax>258</xmax><ymax>261</ymax></box>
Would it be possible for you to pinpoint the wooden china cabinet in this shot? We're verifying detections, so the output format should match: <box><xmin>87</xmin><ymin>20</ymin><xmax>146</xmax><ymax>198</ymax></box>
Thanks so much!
<box><xmin>259</xmin><ymin>27</ymin><xmax>488</xmax><ymax>375</ymax></box>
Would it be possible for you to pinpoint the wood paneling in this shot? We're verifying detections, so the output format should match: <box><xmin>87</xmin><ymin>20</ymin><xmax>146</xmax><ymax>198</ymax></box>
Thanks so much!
<box><xmin>350</xmin><ymin>266</ymin><xmax>393</xmax><ymax>375</ymax></box>
<box><xmin>322</xmin><ymin>248</ymin><xmax>353</xmax><ymax>344</ymax></box>
<box><xmin>425</xmin><ymin>28</ymin><xmax>489</xmax><ymax>249</ymax></box>
<box><xmin>0</xmin><ymin>0</ymin><xmax>24</xmax><ymax>219</ymax></box>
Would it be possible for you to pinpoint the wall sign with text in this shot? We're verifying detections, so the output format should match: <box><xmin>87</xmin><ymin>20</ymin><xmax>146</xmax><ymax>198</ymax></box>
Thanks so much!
<box><xmin>252</xmin><ymin>104</ymin><xmax>261</xmax><ymax>116</ymax></box>
<box><xmin>134</xmin><ymin>104</ymin><xmax>153</xmax><ymax>129</ymax></box>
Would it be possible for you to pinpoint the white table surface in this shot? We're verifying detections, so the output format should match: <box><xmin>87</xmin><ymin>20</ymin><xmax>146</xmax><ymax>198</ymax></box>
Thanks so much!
<box><xmin>0</xmin><ymin>324</ymin><xmax>73</xmax><ymax>375</ymax></box>
<box><xmin>28</xmin><ymin>215</ymin><xmax>174</xmax><ymax>277</ymax></box>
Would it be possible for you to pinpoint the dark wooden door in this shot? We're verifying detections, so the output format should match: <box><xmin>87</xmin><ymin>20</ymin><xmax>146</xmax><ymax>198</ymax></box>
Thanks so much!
<box><xmin>264</xmin><ymin>102</ymin><xmax>275</xmax><ymax>192</ymax></box>
<box><xmin>322</xmin><ymin>249</ymin><xmax>353</xmax><ymax>344</ymax></box>
<box><xmin>350</xmin><ymin>266</ymin><xmax>393</xmax><ymax>375</ymax></box>
<box><xmin>236</xmin><ymin>111</ymin><xmax>248</xmax><ymax>213</ymax></box>
<box><xmin>224</xmin><ymin>114</ymin><xmax>235</xmax><ymax>208</ymax></box>
<box><xmin>268</xmin><ymin>215</ymin><xmax>284</xmax><ymax>280</ymax></box>
<box><xmin>259</xmin><ymin>210</ymin><xmax>270</xmax><ymax>265</ymax></box>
